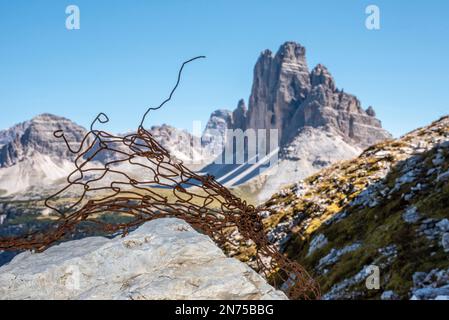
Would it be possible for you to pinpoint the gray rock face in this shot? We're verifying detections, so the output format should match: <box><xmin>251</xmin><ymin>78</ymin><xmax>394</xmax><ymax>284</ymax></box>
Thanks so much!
<box><xmin>317</xmin><ymin>242</ymin><xmax>362</xmax><ymax>270</ymax></box>
<box><xmin>437</xmin><ymin>219</ymin><xmax>449</xmax><ymax>232</ymax></box>
<box><xmin>0</xmin><ymin>113</ymin><xmax>209</xmax><ymax>168</ymax></box>
<box><xmin>411</xmin><ymin>268</ymin><xmax>449</xmax><ymax>300</ymax></box>
<box><xmin>202</xmin><ymin>109</ymin><xmax>233</xmax><ymax>144</ymax></box>
<box><xmin>0</xmin><ymin>120</ymin><xmax>30</xmax><ymax>149</ymax></box>
<box><xmin>0</xmin><ymin>114</ymin><xmax>87</xmax><ymax>168</ymax></box>
<box><xmin>232</xmin><ymin>99</ymin><xmax>247</xmax><ymax>131</ymax></box>
<box><xmin>148</xmin><ymin>124</ymin><xmax>204</xmax><ymax>163</ymax></box>
<box><xmin>201</xmin><ymin>109</ymin><xmax>233</xmax><ymax>160</ymax></box>
<box><xmin>245</xmin><ymin>42</ymin><xmax>311</xmax><ymax>145</ymax></box>
<box><xmin>307</xmin><ymin>233</ymin><xmax>328</xmax><ymax>256</ymax></box>
<box><xmin>310</xmin><ymin>64</ymin><xmax>336</xmax><ymax>92</ymax></box>
<box><xmin>437</xmin><ymin>169</ymin><xmax>449</xmax><ymax>182</ymax></box>
<box><xmin>207</xmin><ymin>41</ymin><xmax>391</xmax><ymax>149</ymax></box>
<box><xmin>365</xmin><ymin>106</ymin><xmax>376</xmax><ymax>117</ymax></box>
<box><xmin>442</xmin><ymin>233</ymin><xmax>449</xmax><ymax>252</ymax></box>
<box><xmin>381</xmin><ymin>290</ymin><xmax>399</xmax><ymax>300</ymax></box>
<box><xmin>200</xmin><ymin>42</ymin><xmax>391</xmax><ymax>199</ymax></box>
<box><xmin>0</xmin><ymin>114</ymin><xmax>209</xmax><ymax>195</ymax></box>
<box><xmin>0</xmin><ymin>114</ymin><xmax>90</xmax><ymax>195</ymax></box>
<box><xmin>402</xmin><ymin>206</ymin><xmax>421</xmax><ymax>224</ymax></box>
<box><xmin>0</xmin><ymin>218</ymin><xmax>287</xmax><ymax>300</ymax></box>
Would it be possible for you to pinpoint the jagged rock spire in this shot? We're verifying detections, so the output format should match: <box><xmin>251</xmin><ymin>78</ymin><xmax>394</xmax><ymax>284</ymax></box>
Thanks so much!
<box><xmin>219</xmin><ymin>41</ymin><xmax>391</xmax><ymax>148</ymax></box>
<box><xmin>310</xmin><ymin>64</ymin><xmax>336</xmax><ymax>92</ymax></box>
<box><xmin>232</xmin><ymin>99</ymin><xmax>247</xmax><ymax>131</ymax></box>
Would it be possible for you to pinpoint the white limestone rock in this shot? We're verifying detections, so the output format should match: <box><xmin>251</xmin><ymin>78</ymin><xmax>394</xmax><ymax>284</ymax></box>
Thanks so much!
<box><xmin>317</xmin><ymin>243</ymin><xmax>362</xmax><ymax>270</ymax></box>
<box><xmin>442</xmin><ymin>233</ymin><xmax>449</xmax><ymax>252</ymax></box>
<box><xmin>0</xmin><ymin>218</ymin><xmax>287</xmax><ymax>300</ymax></box>
<box><xmin>411</xmin><ymin>268</ymin><xmax>449</xmax><ymax>300</ymax></box>
<box><xmin>381</xmin><ymin>290</ymin><xmax>399</xmax><ymax>300</ymax></box>
<box><xmin>307</xmin><ymin>233</ymin><xmax>328</xmax><ymax>257</ymax></box>
<box><xmin>437</xmin><ymin>219</ymin><xmax>449</xmax><ymax>232</ymax></box>
<box><xmin>402</xmin><ymin>206</ymin><xmax>420</xmax><ymax>224</ymax></box>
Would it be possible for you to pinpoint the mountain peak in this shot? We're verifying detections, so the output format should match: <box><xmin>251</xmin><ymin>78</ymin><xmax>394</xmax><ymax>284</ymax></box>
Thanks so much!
<box><xmin>0</xmin><ymin>114</ymin><xmax>87</xmax><ymax>168</ymax></box>
<box><xmin>366</xmin><ymin>106</ymin><xmax>376</xmax><ymax>117</ymax></box>
<box><xmin>32</xmin><ymin>113</ymin><xmax>68</xmax><ymax>122</ymax></box>
<box><xmin>310</xmin><ymin>64</ymin><xmax>336</xmax><ymax>91</ymax></box>
<box><xmin>243</xmin><ymin>42</ymin><xmax>391</xmax><ymax>147</ymax></box>
<box><xmin>232</xmin><ymin>99</ymin><xmax>247</xmax><ymax>131</ymax></box>
<box><xmin>237</xmin><ymin>98</ymin><xmax>246</xmax><ymax>110</ymax></box>
<box><xmin>276</xmin><ymin>41</ymin><xmax>307</xmax><ymax>59</ymax></box>
<box><xmin>260</xmin><ymin>49</ymin><xmax>273</xmax><ymax>58</ymax></box>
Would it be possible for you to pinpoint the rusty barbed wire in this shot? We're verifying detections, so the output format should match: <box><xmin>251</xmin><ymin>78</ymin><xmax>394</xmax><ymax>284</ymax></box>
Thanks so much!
<box><xmin>0</xmin><ymin>57</ymin><xmax>320</xmax><ymax>300</ymax></box>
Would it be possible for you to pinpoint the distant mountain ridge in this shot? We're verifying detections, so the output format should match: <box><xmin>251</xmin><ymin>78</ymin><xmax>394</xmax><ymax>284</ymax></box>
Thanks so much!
<box><xmin>0</xmin><ymin>114</ymin><xmax>205</xmax><ymax>196</ymax></box>
<box><xmin>0</xmin><ymin>42</ymin><xmax>392</xmax><ymax>199</ymax></box>
<box><xmin>0</xmin><ymin>120</ymin><xmax>29</xmax><ymax>150</ymax></box>
<box><xmin>0</xmin><ymin>114</ymin><xmax>86</xmax><ymax>168</ymax></box>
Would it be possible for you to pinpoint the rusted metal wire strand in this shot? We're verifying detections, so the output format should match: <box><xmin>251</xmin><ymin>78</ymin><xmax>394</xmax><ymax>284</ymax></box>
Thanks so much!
<box><xmin>0</xmin><ymin>57</ymin><xmax>320</xmax><ymax>300</ymax></box>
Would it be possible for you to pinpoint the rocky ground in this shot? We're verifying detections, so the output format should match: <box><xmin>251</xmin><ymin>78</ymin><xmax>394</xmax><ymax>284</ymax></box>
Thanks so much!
<box><xmin>261</xmin><ymin>116</ymin><xmax>449</xmax><ymax>299</ymax></box>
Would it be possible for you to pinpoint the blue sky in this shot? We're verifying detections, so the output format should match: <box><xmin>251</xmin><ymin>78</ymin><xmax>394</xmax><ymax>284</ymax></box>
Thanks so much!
<box><xmin>0</xmin><ymin>0</ymin><xmax>448</xmax><ymax>137</ymax></box>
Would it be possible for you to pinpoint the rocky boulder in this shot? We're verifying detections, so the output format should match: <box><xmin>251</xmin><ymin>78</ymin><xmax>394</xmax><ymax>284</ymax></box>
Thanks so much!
<box><xmin>0</xmin><ymin>218</ymin><xmax>287</xmax><ymax>300</ymax></box>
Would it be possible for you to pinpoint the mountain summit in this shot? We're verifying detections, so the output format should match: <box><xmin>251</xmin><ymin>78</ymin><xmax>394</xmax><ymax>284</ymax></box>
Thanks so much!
<box><xmin>229</xmin><ymin>41</ymin><xmax>391</xmax><ymax>147</ymax></box>
<box><xmin>0</xmin><ymin>114</ymin><xmax>204</xmax><ymax>196</ymax></box>
<box><xmin>203</xmin><ymin>42</ymin><xmax>391</xmax><ymax>200</ymax></box>
<box><xmin>0</xmin><ymin>42</ymin><xmax>391</xmax><ymax>201</ymax></box>
<box><xmin>0</xmin><ymin>114</ymin><xmax>87</xmax><ymax>168</ymax></box>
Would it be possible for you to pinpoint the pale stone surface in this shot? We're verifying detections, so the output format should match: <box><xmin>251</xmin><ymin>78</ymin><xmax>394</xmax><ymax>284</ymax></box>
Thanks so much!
<box><xmin>0</xmin><ymin>114</ymin><xmax>86</xmax><ymax>168</ymax></box>
<box><xmin>381</xmin><ymin>290</ymin><xmax>399</xmax><ymax>300</ymax></box>
<box><xmin>0</xmin><ymin>218</ymin><xmax>287</xmax><ymax>300</ymax></box>
<box><xmin>402</xmin><ymin>206</ymin><xmax>420</xmax><ymax>224</ymax></box>
<box><xmin>307</xmin><ymin>233</ymin><xmax>328</xmax><ymax>257</ymax></box>
<box><xmin>442</xmin><ymin>233</ymin><xmax>449</xmax><ymax>252</ymax></box>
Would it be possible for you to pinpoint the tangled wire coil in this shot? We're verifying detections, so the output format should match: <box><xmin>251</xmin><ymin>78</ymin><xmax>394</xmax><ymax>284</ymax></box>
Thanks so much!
<box><xmin>0</xmin><ymin>57</ymin><xmax>320</xmax><ymax>300</ymax></box>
